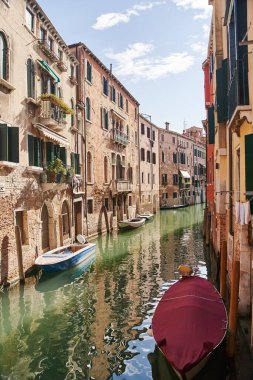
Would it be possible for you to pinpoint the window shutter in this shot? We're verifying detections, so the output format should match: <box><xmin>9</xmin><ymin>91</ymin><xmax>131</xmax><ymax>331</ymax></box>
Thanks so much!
<box><xmin>27</xmin><ymin>59</ymin><xmax>32</xmax><ymax>97</ymax></box>
<box><xmin>245</xmin><ymin>134</ymin><xmax>253</xmax><ymax>193</ymax></box>
<box><xmin>54</xmin><ymin>144</ymin><xmax>60</xmax><ymax>158</ymax></box>
<box><xmin>28</xmin><ymin>135</ymin><xmax>34</xmax><ymax>165</ymax></box>
<box><xmin>208</xmin><ymin>106</ymin><xmax>215</xmax><ymax>144</ymax></box>
<box><xmin>70</xmin><ymin>152</ymin><xmax>75</xmax><ymax>169</ymax></box>
<box><xmin>34</xmin><ymin>137</ymin><xmax>41</xmax><ymax>167</ymax></box>
<box><xmin>216</xmin><ymin>59</ymin><xmax>228</xmax><ymax>123</ymax></box>
<box><xmin>46</xmin><ymin>142</ymin><xmax>54</xmax><ymax>165</ymax></box>
<box><xmin>60</xmin><ymin>147</ymin><xmax>67</xmax><ymax>166</ymax></box>
<box><xmin>101</xmin><ymin>107</ymin><xmax>103</xmax><ymax>129</ymax></box>
<box><xmin>75</xmin><ymin>153</ymin><xmax>80</xmax><ymax>174</ymax></box>
<box><xmin>105</xmin><ymin>111</ymin><xmax>108</xmax><ymax>130</ymax></box>
<box><xmin>0</xmin><ymin>124</ymin><xmax>8</xmax><ymax>161</ymax></box>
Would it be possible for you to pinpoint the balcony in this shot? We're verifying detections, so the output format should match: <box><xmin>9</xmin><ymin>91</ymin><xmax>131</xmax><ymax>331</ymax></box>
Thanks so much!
<box><xmin>112</xmin><ymin>179</ymin><xmax>132</xmax><ymax>193</ymax></box>
<box><xmin>112</xmin><ymin>129</ymin><xmax>128</xmax><ymax>146</ymax></box>
<box><xmin>57</xmin><ymin>60</ymin><xmax>68</xmax><ymax>72</ymax></box>
<box><xmin>39</xmin><ymin>99</ymin><xmax>67</xmax><ymax>131</ymax></box>
<box><xmin>38</xmin><ymin>40</ymin><xmax>59</xmax><ymax>62</ymax></box>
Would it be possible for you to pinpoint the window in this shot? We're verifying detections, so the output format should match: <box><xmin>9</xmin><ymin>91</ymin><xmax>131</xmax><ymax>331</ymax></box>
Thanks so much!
<box><xmin>147</xmin><ymin>127</ymin><xmax>150</xmax><ymax>138</ymax></box>
<box><xmin>61</xmin><ymin>201</ymin><xmax>70</xmax><ymax>239</ymax></box>
<box><xmin>152</xmin><ymin>153</ymin><xmax>156</xmax><ymax>164</ymax></box>
<box><xmin>148</xmin><ymin>173</ymin><xmax>150</xmax><ymax>184</ymax></box>
<box><xmin>162</xmin><ymin>151</ymin><xmax>165</xmax><ymax>162</ymax></box>
<box><xmin>87</xmin><ymin>151</ymin><xmax>92</xmax><ymax>182</ymax></box>
<box><xmin>70</xmin><ymin>152</ymin><xmax>81</xmax><ymax>174</ymax></box>
<box><xmin>101</xmin><ymin>107</ymin><xmax>108</xmax><ymax>130</ymax></box>
<box><xmin>15</xmin><ymin>210</ymin><xmax>28</xmax><ymax>245</ymax></box>
<box><xmin>41</xmin><ymin>204</ymin><xmax>49</xmax><ymax>250</ymax></box>
<box><xmin>129</xmin><ymin>195</ymin><xmax>132</xmax><ymax>206</ymax></box>
<box><xmin>26</xmin><ymin>8</ymin><xmax>34</xmax><ymax>32</ymax></box>
<box><xmin>28</xmin><ymin>135</ymin><xmax>42</xmax><ymax>167</ymax></box>
<box><xmin>142</xmin><ymin>172</ymin><xmax>144</xmax><ymax>183</ymax></box>
<box><xmin>135</xmin><ymin>131</ymin><xmax>138</xmax><ymax>146</ymax></box>
<box><xmin>0</xmin><ymin>124</ymin><xmax>19</xmax><ymax>163</ymax></box>
<box><xmin>110</xmin><ymin>85</ymin><xmax>116</xmax><ymax>102</ymax></box>
<box><xmin>126</xmin><ymin>99</ymin><xmax>129</xmax><ymax>113</ymax></box>
<box><xmin>141</xmin><ymin>123</ymin><xmax>145</xmax><ymax>134</ymax></box>
<box><xmin>48</xmin><ymin>36</ymin><xmax>53</xmax><ymax>50</ymax></box>
<box><xmin>102</xmin><ymin>76</ymin><xmax>108</xmax><ymax>96</ymax></box>
<box><xmin>70</xmin><ymin>65</ymin><xmax>74</xmax><ymax>77</ymax></box>
<box><xmin>161</xmin><ymin>134</ymin><xmax>164</xmax><ymax>142</ymax></box>
<box><xmin>27</xmin><ymin>58</ymin><xmax>35</xmax><ymax>98</ymax></box>
<box><xmin>162</xmin><ymin>193</ymin><xmax>168</xmax><ymax>199</ymax></box>
<box><xmin>153</xmin><ymin>174</ymin><xmax>155</xmax><ymax>184</ymax></box>
<box><xmin>173</xmin><ymin>174</ymin><xmax>178</xmax><ymax>185</ymax></box>
<box><xmin>58</xmin><ymin>48</ymin><xmax>63</xmax><ymax>61</ymax></box>
<box><xmin>162</xmin><ymin>174</ymin><xmax>167</xmax><ymax>185</ymax></box>
<box><xmin>86</xmin><ymin>97</ymin><xmax>91</xmax><ymax>121</ymax></box>
<box><xmin>104</xmin><ymin>156</ymin><xmax>108</xmax><ymax>183</ymax></box>
<box><xmin>147</xmin><ymin>150</ymin><xmax>151</xmax><ymax>163</ymax></box>
<box><xmin>87</xmin><ymin>199</ymin><xmax>93</xmax><ymax>214</ymax></box>
<box><xmin>71</xmin><ymin>98</ymin><xmax>75</xmax><ymax>127</ymax></box>
<box><xmin>40</xmin><ymin>28</ymin><xmax>46</xmax><ymax>42</ymax></box>
<box><xmin>173</xmin><ymin>152</ymin><xmax>177</xmax><ymax>163</ymax></box>
<box><xmin>152</xmin><ymin>130</ymin><xmax>155</xmax><ymax>141</ymax></box>
<box><xmin>0</xmin><ymin>32</ymin><xmax>8</xmax><ymax>80</ymax></box>
<box><xmin>104</xmin><ymin>198</ymin><xmax>109</xmax><ymax>210</ymax></box>
<box><xmin>173</xmin><ymin>192</ymin><xmax>178</xmax><ymax>198</ymax></box>
<box><xmin>86</xmin><ymin>60</ymin><xmax>92</xmax><ymax>83</ymax></box>
<box><xmin>119</xmin><ymin>93</ymin><xmax>124</xmax><ymax>109</ymax></box>
<box><xmin>141</xmin><ymin>148</ymin><xmax>145</xmax><ymax>161</ymax></box>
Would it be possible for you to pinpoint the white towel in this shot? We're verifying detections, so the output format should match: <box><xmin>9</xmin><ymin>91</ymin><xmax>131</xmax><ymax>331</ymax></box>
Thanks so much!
<box><xmin>235</xmin><ymin>202</ymin><xmax>240</xmax><ymax>224</ymax></box>
<box><xmin>240</xmin><ymin>203</ymin><xmax>245</xmax><ymax>225</ymax></box>
<box><xmin>244</xmin><ymin>201</ymin><xmax>251</xmax><ymax>224</ymax></box>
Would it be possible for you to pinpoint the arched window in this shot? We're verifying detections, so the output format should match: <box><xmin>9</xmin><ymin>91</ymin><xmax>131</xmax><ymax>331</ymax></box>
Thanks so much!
<box><xmin>116</xmin><ymin>154</ymin><xmax>121</xmax><ymax>180</ymax></box>
<box><xmin>41</xmin><ymin>204</ymin><xmax>49</xmax><ymax>250</ymax></box>
<box><xmin>61</xmin><ymin>200</ymin><xmax>70</xmax><ymax>239</ymax></box>
<box><xmin>71</xmin><ymin>98</ymin><xmax>75</xmax><ymax>127</ymax></box>
<box><xmin>104</xmin><ymin>156</ymin><xmax>108</xmax><ymax>183</ymax></box>
<box><xmin>86</xmin><ymin>97</ymin><xmax>91</xmax><ymax>121</ymax></box>
<box><xmin>27</xmin><ymin>58</ymin><xmax>35</xmax><ymax>98</ymax></box>
<box><xmin>87</xmin><ymin>151</ymin><xmax>92</xmax><ymax>183</ymax></box>
<box><xmin>0</xmin><ymin>32</ymin><xmax>8</xmax><ymax>80</ymax></box>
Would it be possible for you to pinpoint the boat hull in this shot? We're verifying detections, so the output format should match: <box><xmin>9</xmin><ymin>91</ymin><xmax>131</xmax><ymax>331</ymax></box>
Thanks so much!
<box><xmin>118</xmin><ymin>218</ymin><xmax>145</xmax><ymax>229</ymax></box>
<box><xmin>136</xmin><ymin>213</ymin><xmax>154</xmax><ymax>220</ymax></box>
<box><xmin>160</xmin><ymin>204</ymin><xmax>189</xmax><ymax>210</ymax></box>
<box><xmin>152</xmin><ymin>276</ymin><xmax>227</xmax><ymax>379</ymax></box>
<box><xmin>35</xmin><ymin>243</ymin><xmax>96</xmax><ymax>271</ymax></box>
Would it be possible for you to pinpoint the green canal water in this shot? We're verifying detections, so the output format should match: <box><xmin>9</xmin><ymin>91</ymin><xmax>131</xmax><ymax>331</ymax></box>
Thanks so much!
<box><xmin>0</xmin><ymin>205</ymin><xmax>212</xmax><ymax>380</ymax></box>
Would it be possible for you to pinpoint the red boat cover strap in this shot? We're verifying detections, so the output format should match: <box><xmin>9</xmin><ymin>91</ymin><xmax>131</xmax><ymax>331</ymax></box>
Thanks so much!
<box><xmin>152</xmin><ymin>276</ymin><xmax>227</xmax><ymax>374</ymax></box>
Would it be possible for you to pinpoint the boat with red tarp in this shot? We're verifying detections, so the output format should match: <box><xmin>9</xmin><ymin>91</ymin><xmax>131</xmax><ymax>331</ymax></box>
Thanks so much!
<box><xmin>152</xmin><ymin>275</ymin><xmax>227</xmax><ymax>380</ymax></box>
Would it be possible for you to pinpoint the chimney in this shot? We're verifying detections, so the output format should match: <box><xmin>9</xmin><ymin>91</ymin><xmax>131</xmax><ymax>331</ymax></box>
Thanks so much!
<box><xmin>165</xmin><ymin>122</ymin><xmax>170</xmax><ymax>131</ymax></box>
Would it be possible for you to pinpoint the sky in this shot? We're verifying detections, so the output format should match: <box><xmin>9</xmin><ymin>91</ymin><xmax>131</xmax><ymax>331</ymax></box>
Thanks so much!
<box><xmin>37</xmin><ymin>0</ymin><xmax>212</xmax><ymax>132</ymax></box>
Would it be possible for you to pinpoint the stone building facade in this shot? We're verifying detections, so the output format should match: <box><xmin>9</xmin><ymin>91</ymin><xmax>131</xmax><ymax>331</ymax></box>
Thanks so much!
<box><xmin>0</xmin><ymin>0</ymin><xmax>78</xmax><ymax>284</ymax></box>
<box><xmin>159</xmin><ymin>124</ymin><xmax>206</xmax><ymax>208</ymax></box>
<box><xmin>139</xmin><ymin>115</ymin><xmax>160</xmax><ymax>214</ymax></box>
<box><xmin>69</xmin><ymin>43</ymin><xmax>140</xmax><ymax>236</ymax></box>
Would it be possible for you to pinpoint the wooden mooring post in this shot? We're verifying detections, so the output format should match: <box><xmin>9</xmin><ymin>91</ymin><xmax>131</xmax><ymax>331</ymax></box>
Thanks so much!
<box><xmin>220</xmin><ymin>240</ymin><xmax>227</xmax><ymax>301</ymax></box>
<box><xmin>227</xmin><ymin>260</ymin><xmax>240</xmax><ymax>358</ymax></box>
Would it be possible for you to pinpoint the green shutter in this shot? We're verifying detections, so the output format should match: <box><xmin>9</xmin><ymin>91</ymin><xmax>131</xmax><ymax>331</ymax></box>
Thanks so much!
<box><xmin>75</xmin><ymin>153</ymin><xmax>80</xmax><ymax>174</ymax></box>
<box><xmin>28</xmin><ymin>134</ymin><xmax>34</xmax><ymax>166</ymax></box>
<box><xmin>34</xmin><ymin>137</ymin><xmax>40</xmax><ymax>167</ymax></box>
<box><xmin>0</xmin><ymin>124</ymin><xmax>8</xmax><ymax>161</ymax></box>
<box><xmin>105</xmin><ymin>111</ymin><xmax>108</xmax><ymax>130</ymax></box>
<box><xmin>245</xmin><ymin>134</ymin><xmax>253</xmax><ymax>193</ymax></box>
<box><xmin>60</xmin><ymin>147</ymin><xmax>67</xmax><ymax>166</ymax></box>
<box><xmin>54</xmin><ymin>144</ymin><xmax>60</xmax><ymax>158</ymax></box>
<box><xmin>70</xmin><ymin>152</ymin><xmax>75</xmax><ymax>169</ymax></box>
<box><xmin>208</xmin><ymin>106</ymin><xmax>215</xmax><ymax>144</ymax></box>
<box><xmin>216</xmin><ymin>59</ymin><xmax>228</xmax><ymax>123</ymax></box>
<box><xmin>46</xmin><ymin>142</ymin><xmax>54</xmax><ymax>166</ymax></box>
<box><xmin>8</xmin><ymin>127</ymin><xmax>19</xmax><ymax>163</ymax></box>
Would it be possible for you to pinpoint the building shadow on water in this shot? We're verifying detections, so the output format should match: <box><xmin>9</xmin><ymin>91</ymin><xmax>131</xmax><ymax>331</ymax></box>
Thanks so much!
<box><xmin>1</xmin><ymin>235</ymin><xmax>9</xmax><ymax>285</ymax></box>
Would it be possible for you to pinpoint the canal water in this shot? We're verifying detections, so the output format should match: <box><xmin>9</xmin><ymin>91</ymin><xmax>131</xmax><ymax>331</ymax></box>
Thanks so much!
<box><xmin>0</xmin><ymin>204</ymin><xmax>211</xmax><ymax>380</ymax></box>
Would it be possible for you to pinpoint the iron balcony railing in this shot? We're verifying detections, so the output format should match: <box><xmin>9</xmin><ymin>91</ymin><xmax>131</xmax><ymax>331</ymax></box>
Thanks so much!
<box><xmin>112</xmin><ymin>129</ymin><xmax>129</xmax><ymax>145</ymax></box>
<box><xmin>38</xmin><ymin>40</ymin><xmax>59</xmax><ymax>62</ymax></box>
<box><xmin>40</xmin><ymin>100</ymin><xmax>66</xmax><ymax>127</ymax></box>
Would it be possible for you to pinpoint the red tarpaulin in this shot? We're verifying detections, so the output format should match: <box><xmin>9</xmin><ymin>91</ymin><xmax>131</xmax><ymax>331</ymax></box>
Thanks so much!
<box><xmin>152</xmin><ymin>276</ymin><xmax>227</xmax><ymax>375</ymax></box>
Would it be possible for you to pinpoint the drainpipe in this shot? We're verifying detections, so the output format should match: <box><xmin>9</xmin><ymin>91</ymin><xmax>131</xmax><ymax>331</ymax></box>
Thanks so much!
<box><xmin>138</xmin><ymin>106</ymin><xmax>141</xmax><ymax>213</ymax></box>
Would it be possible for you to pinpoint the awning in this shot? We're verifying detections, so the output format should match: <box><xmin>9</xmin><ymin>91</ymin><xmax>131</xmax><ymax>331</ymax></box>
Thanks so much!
<box><xmin>35</xmin><ymin>124</ymin><xmax>69</xmax><ymax>147</ymax></box>
<box><xmin>37</xmin><ymin>60</ymin><xmax>60</xmax><ymax>83</ymax></box>
<box><xmin>180</xmin><ymin>170</ymin><xmax>191</xmax><ymax>179</ymax></box>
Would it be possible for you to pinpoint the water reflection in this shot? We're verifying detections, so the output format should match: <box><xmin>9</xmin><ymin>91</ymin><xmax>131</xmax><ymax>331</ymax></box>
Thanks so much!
<box><xmin>0</xmin><ymin>205</ymin><xmax>206</xmax><ymax>380</ymax></box>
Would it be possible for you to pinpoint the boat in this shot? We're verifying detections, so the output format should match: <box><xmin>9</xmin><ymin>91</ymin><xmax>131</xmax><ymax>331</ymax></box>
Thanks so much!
<box><xmin>35</xmin><ymin>242</ymin><xmax>96</xmax><ymax>271</ymax></box>
<box><xmin>136</xmin><ymin>212</ymin><xmax>154</xmax><ymax>220</ymax></box>
<box><xmin>118</xmin><ymin>217</ymin><xmax>145</xmax><ymax>230</ymax></box>
<box><xmin>160</xmin><ymin>204</ymin><xmax>189</xmax><ymax>210</ymax></box>
<box><xmin>151</xmin><ymin>273</ymin><xmax>227</xmax><ymax>380</ymax></box>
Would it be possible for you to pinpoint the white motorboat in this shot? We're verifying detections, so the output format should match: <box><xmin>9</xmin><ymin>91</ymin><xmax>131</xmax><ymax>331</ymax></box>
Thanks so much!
<box><xmin>118</xmin><ymin>217</ymin><xmax>145</xmax><ymax>230</ymax></box>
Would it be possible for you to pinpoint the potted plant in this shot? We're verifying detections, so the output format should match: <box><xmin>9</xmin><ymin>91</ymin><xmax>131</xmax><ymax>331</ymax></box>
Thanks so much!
<box><xmin>47</xmin><ymin>158</ymin><xmax>66</xmax><ymax>183</ymax></box>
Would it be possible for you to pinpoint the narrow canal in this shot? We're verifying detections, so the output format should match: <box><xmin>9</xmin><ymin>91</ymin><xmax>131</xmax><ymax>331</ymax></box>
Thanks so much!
<box><xmin>0</xmin><ymin>204</ymin><xmax>211</xmax><ymax>380</ymax></box>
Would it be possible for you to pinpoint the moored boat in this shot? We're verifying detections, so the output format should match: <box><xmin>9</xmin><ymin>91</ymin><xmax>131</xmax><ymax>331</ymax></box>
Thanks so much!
<box><xmin>151</xmin><ymin>274</ymin><xmax>227</xmax><ymax>380</ymax></box>
<box><xmin>136</xmin><ymin>212</ymin><xmax>154</xmax><ymax>220</ymax></box>
<box><xmin>35</xmin><ymin>242</ymin><xmax>96</xmax><ymax>271</ymax></box>
<box><xmin>118</xmin><ymin>217</ymin><xmax>145</xmax><ymax>230</ymax></box>
<box><xmin>160</xmin><ymin>204</ymin><xmax>189</xmax><ymax>210</ymax></box>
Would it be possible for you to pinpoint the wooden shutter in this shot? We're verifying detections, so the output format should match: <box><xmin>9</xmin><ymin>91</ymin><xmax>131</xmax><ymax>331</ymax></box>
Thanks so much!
<box><xmin>105</xmin><ymin>111</ymin><xmax>108</xmax><ymax>130</ymax></box>
<box><xmin>28</xmin><ymin>135</ymin><xmax>34</xmax><ymax>165</ymax></box>
<box><xmin>70</xmin><ymin>152</ymin><xmax>75</xmax><ymax>169</ymax></box>
<box><xmin>0</xmin><ymin>124</ymin><xmax>8</xmax><ymax>161</ymax></box>
<box><xmin>54</xmin><ymin>144</ymin><xmax>60</xmax><ymax>158</ymax></box>
<box><xmin>46</xmin><ymin>142</ymin><xmax>54</xmax><ymax>165</ymax></box>
<box><xmin>208</xmin><ymin>106</ymin><xmax>215</xmax><ymax>144</ymax></box>
<box><xmin>34</xmin><ymin>137</ymin><xmax>40</xmax><ymax>167</ymax></box>
<box><xmin>216</xmin><ymin>59</ymin><xmax>228</xmax><ymax>123</ymax></box>
<box><xmin>245</xmin><ymin>134</ymin><xmax>253</xmax><ymax>193</ymax></box>
<box><xmin>75</xmin><ymin>153</ymin><xmax>80</xmax><ymax>174</ymax></box>
<box><xmin>60</xmin><ymin>147</ymin><xmax>67</xmax><ymax>166</ymax></box>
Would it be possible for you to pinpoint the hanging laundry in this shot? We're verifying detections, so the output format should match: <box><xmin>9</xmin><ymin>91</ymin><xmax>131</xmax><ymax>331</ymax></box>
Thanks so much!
<box><xmin>235</xmin><ymin>202</ymin><xmax>240</xmax><ymax>224</ymax></box>
<box><xmin>240</xmin><ymin>203</ymin><xmax>245</xmax><ymax>225</ymax></box>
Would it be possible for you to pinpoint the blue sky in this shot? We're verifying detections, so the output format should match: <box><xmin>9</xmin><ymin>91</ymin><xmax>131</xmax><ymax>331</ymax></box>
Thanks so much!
<box><xmin>38</xmin><ymin>0</ymin><xmax>211</xmax><ymax>132</ymax></box>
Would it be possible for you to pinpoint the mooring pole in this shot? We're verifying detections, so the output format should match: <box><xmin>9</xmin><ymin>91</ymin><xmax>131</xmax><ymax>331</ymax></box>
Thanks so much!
<box><xmin>227</xmin><ymin>260</ymin><xmax>240</xmax><ymax>358</ymax></box>
<box><xmin>220</xmin><ymin>240</ymin><xmax>227</xmax><ymax>301</ymax></box>
<box><xmin>15</xmin><ymin>225</ymin><xmax>25</xmax><ymax>283</ymax></box>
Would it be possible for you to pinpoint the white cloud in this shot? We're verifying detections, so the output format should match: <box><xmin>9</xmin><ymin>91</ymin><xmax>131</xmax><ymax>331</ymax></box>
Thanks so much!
<box><xmin>173</xmin><ymin>0</ymin><xmax>212</xmax><ymax>20</ymax></box>
<box><xmin>190</xmin><ymin>41</ymin><xmax>206</xmax><ymax>56</ymax></box>
<box><xmin>202</xmin><ymin>24</ymin><xmax>210</xmax><ymax>38</ymax></box>
<box><xmin>92</xmin><ymin>1</ymin><xmax>166</xmax><ymax>30</ymax></box>
<box><xmin>105</xmin><ymin>43</ymin><xmax>194</xmax><ymax>80</ymax></box>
